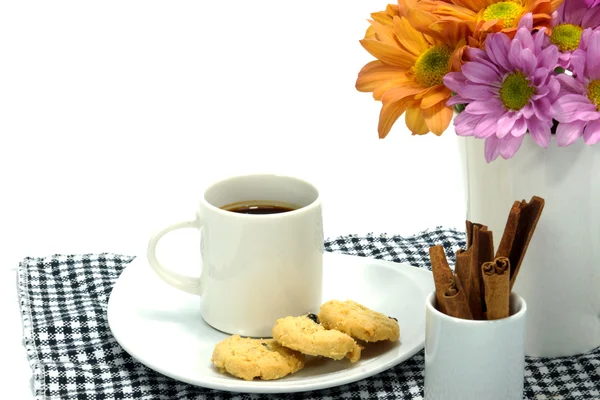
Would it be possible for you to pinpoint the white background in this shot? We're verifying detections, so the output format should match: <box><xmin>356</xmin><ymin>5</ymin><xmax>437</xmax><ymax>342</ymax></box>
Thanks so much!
<box><xmin>0</xmin><ymin>1</ymin><xmax>465</xmax><ymax>397</ymax></box>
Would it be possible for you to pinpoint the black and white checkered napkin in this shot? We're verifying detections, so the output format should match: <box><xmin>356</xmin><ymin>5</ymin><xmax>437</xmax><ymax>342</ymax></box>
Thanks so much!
<box><xmin>18</xmin><ymin>227</ymin><xmax>600</xmax><ymax>400</ymax></box>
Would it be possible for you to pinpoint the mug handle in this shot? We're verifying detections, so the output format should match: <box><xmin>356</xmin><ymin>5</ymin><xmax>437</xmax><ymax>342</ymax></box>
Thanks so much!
<box><xmin>147</xmin><ymin>218</ymin><xmax>206</xmax><ymax>296</ymax></box>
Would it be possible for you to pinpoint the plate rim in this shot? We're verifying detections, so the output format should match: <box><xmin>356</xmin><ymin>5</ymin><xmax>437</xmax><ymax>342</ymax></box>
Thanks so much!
<box><xmin>107</xmin><ymin>251</ymin><xmax>433</xmax><ymax>394</ymax></box>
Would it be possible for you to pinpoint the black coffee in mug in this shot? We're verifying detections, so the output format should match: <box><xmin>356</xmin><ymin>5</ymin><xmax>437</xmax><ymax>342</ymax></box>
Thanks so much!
<box><xmin>221</xmin><ymin>200</ymin><xmax>299</xmax><ymax>215</ymax></box>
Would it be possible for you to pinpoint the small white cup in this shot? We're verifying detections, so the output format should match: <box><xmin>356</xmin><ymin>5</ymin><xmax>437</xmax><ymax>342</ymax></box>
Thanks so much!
<box><xmin>147</xmin><ymin>174</ymin><xmax>324</xmax><ymax>337</ymax></box>
<box><xmin>424</xmin><ymin>291</ymin><xmax>527</xmax><ymax>400</ymax></box>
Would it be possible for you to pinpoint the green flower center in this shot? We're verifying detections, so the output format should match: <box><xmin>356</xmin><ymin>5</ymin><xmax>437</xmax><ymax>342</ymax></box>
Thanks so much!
<box><xmin>482</xmin><ymin>2</ymin><xmax>524</xmax><ymax>29</ymax></box>
<box><xmin>550</xmin><ymin>24</ymin><xmax>583</xmax><ymax>52</ymax></box>
<box><xmin>588</xmin><ymin>80</ymin><xmax>600</xmax><ymax>110</ymax></box>
<box><xmin>413</xmin><ymin>45</ymin><xmax>452</xmax><ymax>87</ymax></box>
<box><xmin>499</xmin><ymin>71</ymin><xmax>536</xmax><ymax>110</ymax></box>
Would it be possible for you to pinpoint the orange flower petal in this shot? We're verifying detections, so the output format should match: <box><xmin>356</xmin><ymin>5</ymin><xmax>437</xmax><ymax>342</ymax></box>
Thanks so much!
<box><xmin>405</xmin><ymin>105</ymin><xmax>430</xmax><ymax>135</ymax></box>
<box><xmin>365</xmin><ymin>24</ymin><xmax>376</xmax><ymax>39</ymax></box>
<box><xmin>356</xmin><ymin>61</ymin><xmax>405</xmax><ymax>93</ymax></box>
<box><xmin>393</xmin><ymin>16</ymin><xmax>431</xmax><ymax>57</ymax></box>
<box><xmin>373</xmin><ymin>75</ymin><xmax>415</xmax><ymax>100</ymax></box>
<box><xmin>371</xmin><ymin>11</ymin><xmax>394</xmax><ymax>27</ymax></box>
<box><xmin>420</xmin><ymin>85</ymin><xmax>451</xmax><ymax>109</ymax></box>
<box><xmin>402</xmin><ymin>7</ymin><xmax>440</xmax><ymax>36</ymax></box>
<box><xmin>359</xmin><ymin>39</ymin><xmax>416</xmax><ymax>69</ymax></box>
<box><xmin>371</xmin><ymin>20</ymin><xmax>399</xmax><ymax>47</ymax></box>
<box><xmin>380</xmin><ymin>82</ymin><xmax>424</xmax><ymax>103</ymax></box>
<box><xmin>453</xmin><ymin>0</ymin><xmax>495</xmax><ymax>12</ymax></box>
<box><xmin>421</xmin><ymin>101</ymin><xmax>454</xmax><ymax>135</ymax></box>
<box><xmin>378</xmin><ymin>99</ymin><xmax>411</xmax><ymax>138</ymax></box>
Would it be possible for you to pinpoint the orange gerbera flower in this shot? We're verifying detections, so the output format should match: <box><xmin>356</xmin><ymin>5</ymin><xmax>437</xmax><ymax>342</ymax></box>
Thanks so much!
<box><xmin>357</xmin><ymin>7</ymin><xmax>468</xmax><ymax>137</ymax></box>
<box><xmin>412</xmin><ymin>0</ymin><xmax>563</xmax><ymax>47</ymax></box>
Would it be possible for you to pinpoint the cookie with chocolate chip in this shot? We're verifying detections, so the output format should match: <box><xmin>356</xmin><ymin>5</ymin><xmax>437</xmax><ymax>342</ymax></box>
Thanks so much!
<box><xmin>272</xmin><ymin>315</ymin><xmax>362</xmax><ymax>362</ymax></box>
<box><xmin>211</xmin><ymin>335</ymin><xmax>305</xmax><ymax>380</ymax></box>
<box><xmin>318</xmin><ymin>300</ymin><xmax>400</xmax><ymax>342</ymax></box>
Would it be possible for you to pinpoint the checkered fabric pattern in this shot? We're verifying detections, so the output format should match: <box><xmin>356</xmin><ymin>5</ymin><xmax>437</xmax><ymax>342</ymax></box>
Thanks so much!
<box><xmin>18</xmin><ymin>227</ymin><xmax>600</xmax><ymax>400</ymax></box>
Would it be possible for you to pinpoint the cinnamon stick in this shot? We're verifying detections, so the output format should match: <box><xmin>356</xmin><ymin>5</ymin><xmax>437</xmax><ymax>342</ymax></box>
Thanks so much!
<box><xmin>442</xmin><ymin>274</ymin><xmax>473</xmax><ymax>320</ymax></box>
<box><xmin>508</xmin><ymin>196</ymin><xmax>545</xmax><ymax>288</ymax></box>
<box><xmin>496</xmin><ymin>201</ymin><xmax>521</xmax><ymax>259</ymax></box>
<box><xmin>482</xmin><ymin>257</ymin><xmax>510</xmax><ymax>320</ymax></box>
<box><xmin>466</xmin><ymin>224</ymin><xmax>494</xmax><ymax>320</ymax></box>
<box><xmin>455</xmin><ymin>248</ymin><xmax>471</xmax><ymax>301</ymax></box>
<box><xmin>466</xmin><ymin>220</ymin><xmax>485</xmax><ymax>249</ymax></box>
<box><xmin>429</xmin><ymin>245</ymin><xmax>453</xmax><ymax>313</ymax></box>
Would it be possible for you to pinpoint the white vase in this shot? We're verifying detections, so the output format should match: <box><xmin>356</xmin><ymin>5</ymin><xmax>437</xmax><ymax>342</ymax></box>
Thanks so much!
<box><xmin>461</xmin><ymin>134</ymin><xmax>600</xmax><ymax>357</ymax></box>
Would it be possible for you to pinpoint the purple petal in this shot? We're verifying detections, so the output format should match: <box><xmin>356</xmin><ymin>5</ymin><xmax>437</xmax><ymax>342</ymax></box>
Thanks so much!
<box><xmin>587</xmin><ymin>31</ymin><xmax>600</xmax><ymax>79</ymax></box>
<box><xmin>557</xmin><ymin>74</ymin><xmax>586</xmax><ymax>95</ymax></box>
<box><xmin>509</xmin><ymin>40</ymin><xmax>524</xmax><ymax>70</ymax></box>
<box><xmin>511</xmin><ymin>116</ymin><xmax>528</xmax><ymax>136</ymax></box>
<box><xmin>474</xmin><ymin>114</ymin><xmax>501</xmax><ymax>138</ymax></box>
<box><xmin>532</xmin><ymin>97</ymin><xmax>554</xmax><ymax>121</ymax></box>
<box><xmin>582</xmin><ymin>6</ymin><xmax>600</xmax><ymax>28</ymax></box>
<box><xmin>519</xmin><ymin>48</ymin><xmax>537</xmax><ymax>77</ymax></box>
<box><xmin>522</xmin><ymin>103</ymin><xmax>535</xmax><ymax>119</ymax></box>
<box><xmin>579</xmin><ymin>28</ymin><xmax>593</xmax><ymax>51</ymax></box>
<box><xmin>537</xmin><ymin>45</ymin><xmax>559</xmax><ymax>71</ymax></box>
<box><xmin>571</xmin><ymin>50</ymin><xmax>586</xmax><ymax>78</ymax></box>
<box><xmin>556</xmin><ymin>121</ymin><xmax>586</xmax><ymax>146</ymax></box>
<box><xmin>465</xmin><ymin>99</ymin><xmax>504</xmax><ymax>115</ymax></box>
<box><xmin>515</xmin><ymin>27</ymin><xmax>535</xmax><ymax>53</ymax></box>
<box><xmin>556</xmin><ymin>0</ymin><xmax>566</xmax><ymax>21</ymax></box>
<box><xmin>583</xmin><ymin>119</ymin><xmax>600</xmax><ymax>144</ymax></box>
<box><xmin>460</xmin><ymin>84</ymin><xmax>497</xmax><ymax>100</ymax></box>
<box><xmin>498</xmin><ymin>133</ymin><xmax>525</xmax><ymax>159</ymax></box>
<box><xmin>548</xmin><ymin>78</ymin><xmax>561</xmax><ymax>99</ymax></box>
<box><xmin>527</xmin><ymin>117</ymin><xmax>551</xmax><ymax>148</ymax></box>
<box><xmin>518</xmin><ymin>13</ymin><xmax>533</xmax><ymax>31</ymax></box>
<box><xmin>531</xmin><ymin>81</ymin><xmax>550</xmax><ymax>98</ymax></box>
<box><xmin>462</xmin><ymin>62</ymin><xmax>500</xmax><ymax>84</ymax></box>
<box><xmin>484</xmin><ymin>136</ymin><xmax>500</xmax><ymax>162</ymax></box>
<box><xmin>554</xmin><ymin>94</ymin><xmax>598</xmax><ymax>122</ymax></box>
<box><xmin>446</xmin><ymin>94</ymin><xmax>469</xmax><ymax>106</ymax></box>
<box><xmin>465</xmin><ymin>47</ymin><xmax>487</xmax><ymax>61</ymax></box>
<box><xmin>486</xmin><ymin>33</ymin><xmax>512</xmax><ymax>72</ymax></box>
<box><xmin>533</xmin><ymin>29</ymin><xmax>546</xmax><ymax>53</ymax></box>
<box><xmin>585</xmin><ymin>0</ymin><xmax>600</xmax><ymax>7</ymax></box>
<box><xmin>556</xmin><ymin>52</ymin><xmax>571</xmax><ymax>70</ymax></box>
<box><xmin>497</xmin><ymin>112</ymin><xmax>519</xmax><ymax>138</ymax></box>
<box><xmin>454</xmin><ymin>112</ymin><xmax>482</xmax><ymax>136</ymax></box>
<box><xmin>563</xmin><ymin>0</ymin><xmax>588</xmax><ymax>24</ymax></box>
<box><xmin>443</xmin><ymin>72</ymin><xmax>467</xmax><ymax>93</ymax></box>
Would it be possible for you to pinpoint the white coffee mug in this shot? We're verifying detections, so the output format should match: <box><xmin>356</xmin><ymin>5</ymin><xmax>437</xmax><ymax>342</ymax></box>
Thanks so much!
<box><xmin>424</xmin><ymin>291</ymin><xmax>527</xmax><ymax>400</ymax></box>
<box><xmin>147</xmin><ymin>174</ymin><xmax>324</xmax><ymax>337</ymax></box>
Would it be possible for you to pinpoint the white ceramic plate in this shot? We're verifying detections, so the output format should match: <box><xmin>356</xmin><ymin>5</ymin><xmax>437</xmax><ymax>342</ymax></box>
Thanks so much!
<box><xmin>107</xmin><ymin>251</ymin><xmax>433</xmax><ymax>394</ymax></box>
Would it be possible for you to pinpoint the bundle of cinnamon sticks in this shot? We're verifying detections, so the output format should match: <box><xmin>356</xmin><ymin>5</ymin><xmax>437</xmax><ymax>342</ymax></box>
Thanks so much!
<box><xmin>430</xmin><ymin>196</ymin><xmax>545</xmax><ymax>320</ymax></box>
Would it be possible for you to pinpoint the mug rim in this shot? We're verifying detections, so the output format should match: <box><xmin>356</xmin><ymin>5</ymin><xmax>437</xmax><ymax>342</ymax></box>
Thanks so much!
<box><xmin>425</xmin><ymin>291</ymin><xmax>527</xmax><ymax>325</ymax></box>
<box><xmin>200</xmin><ymin>173</ymin><xmax>321</xmax><ymax>218</ymax></box>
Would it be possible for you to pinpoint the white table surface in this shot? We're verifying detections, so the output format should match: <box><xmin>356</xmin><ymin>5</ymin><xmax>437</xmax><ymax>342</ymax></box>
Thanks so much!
<box><xmin>0</xmin><ymin>1</ymin><xmax>466</xmax><ymax>398</ymax></box>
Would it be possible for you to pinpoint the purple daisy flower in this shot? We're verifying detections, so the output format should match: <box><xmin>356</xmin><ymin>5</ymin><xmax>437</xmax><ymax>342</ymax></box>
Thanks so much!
<box><xmin>443</xmin><ymin>14</ymin><xmax>561</xmax><ymax>162</ymax></box>
<box><xmin>549</xmin><ymin>0</ymin><xmax>600</xmax><ymax>71</ymax></box>
<box><xmin>554</xmin><ymin>30</ymin><xmax>600</xmax><ymax>146</ymax></box>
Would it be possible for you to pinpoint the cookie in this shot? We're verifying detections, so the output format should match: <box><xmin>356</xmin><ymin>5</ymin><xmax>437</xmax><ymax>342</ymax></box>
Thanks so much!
<box><xmin>272</xmin><ymin>314</ymin><xmax>362</xmax><ymax>362</ymax></box>
<box><xmin>318</xmin><ymin>300</ymin><xmax>400</xmax><ymax>342</ymax></box>
<box><xmin>211</xmin><ymin>335</ymin><xmax>305</xmax><ymax>380</ymax></box>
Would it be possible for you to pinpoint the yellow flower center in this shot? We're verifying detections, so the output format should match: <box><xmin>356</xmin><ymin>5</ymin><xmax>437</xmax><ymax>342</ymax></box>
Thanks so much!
<box><xmin>500</xmin><ymin>71</ymin><xmax>535</xmax><ymax>110</ymax></box>
<box><xmin>482</xmin><ymin>2</ymin><xmax>524</xmax><ymax>29</ymax></box>
<box><xmin>588</xmin><ymin>80</ymin><xmax>600</xmax><ymax>111</ymax></box>
<box><xmin>413</xmin><ymin>45</ymin><xmax>452</xmax><ymax>88</ymax></box>
<box><xmin>550</xmin><ymin>24</ymin><xmax>583</xmax><ymax>52</ymax></box>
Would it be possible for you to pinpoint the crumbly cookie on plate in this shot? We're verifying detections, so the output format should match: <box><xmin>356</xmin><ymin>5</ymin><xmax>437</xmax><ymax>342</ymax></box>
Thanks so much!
<box><xmin>272</xmin><ymin>314</ymin><xmax>362</xmax><ymax>362</ymax></box>
<box><xmin>318</xmin><ymin>299</ymin><xmax>400</xmax><ymax>342</ymax></box>
<box><xmin>211</xmin><ymin>335</ymin><xmax>305</xmax><ymax>380</ymax></box>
